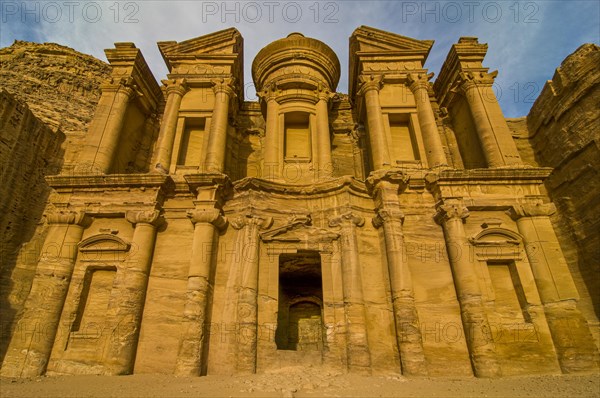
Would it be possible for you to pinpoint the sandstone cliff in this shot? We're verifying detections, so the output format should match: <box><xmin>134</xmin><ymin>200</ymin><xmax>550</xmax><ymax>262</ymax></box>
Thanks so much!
<box><xmin>525</xmin><ymin>43</ymin><xmax>600</xmax><ymax>341</ymax></box>
<box><xmin>0</xmin><ymin>40</ymin><xmax>111</xmax><ymax>133</ymax></box>
<box><xmin>0</xmin><ymin>41</ymin><xmax>110</xmax><ymax>364</ymax></box>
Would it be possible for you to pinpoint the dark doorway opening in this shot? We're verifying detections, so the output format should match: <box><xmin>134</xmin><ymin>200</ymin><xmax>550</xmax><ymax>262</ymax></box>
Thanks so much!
<box><xmin>275</xmin><ymin>251</ymin><xmax>324</xmax><ymax>351</ymax></box>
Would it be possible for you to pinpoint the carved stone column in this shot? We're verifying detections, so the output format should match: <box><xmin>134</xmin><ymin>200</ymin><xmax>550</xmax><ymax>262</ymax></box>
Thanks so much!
<box><xmin>358</xmin><ymin>75</ymin><xmax>391</xmax><ymax>170</ymax></box>
<box><xmin>103</xmin><ymin>210</ymin><xmax>161</xmax><ymax>375</ymax></box>
<box><xmin>154</xmin><ymin>78</ymin><xmax>188</xmax><ymax>173</ymax></box>
<box><xmin>434</xmin><ymin>200</ymin><xmax>501</xmax><ymax>377</ymax></box>
<box><xmin>508</xmin><ymin>202</ymin><xmax>600</xmax><ymax>372</ymax></box>
<box><xmin>260</xmin><ymin>84</ymin><xmax>281</xmax><ymax>180</ymax></box>
<box><xmin>456</xmin><ymin>71</ymin><xmax>522</xmax><ymax>168</ymax></box>
<box><xmin>373</xmin><ymin>207</ymin><xmax>428</xmax><ymax>376</ymax></box>
<box><xmin>315</xmin><ymin>88</ymin><xmax>333</xmax><ymax>178</ymax></box>
<box><xmin>329</xmin><ymin>212</ymin><xmax>371</xmax><ymax>373</ymax></box>
<box><xmin>231</xmin><ymin>213</ymin><xmax>273</xmax><ymax>373</ymax></box>
<box><xmin>204</xmin><ymin>78</ymin><xmax>236</xmax><ymax>173</ymax></box>
<box><xmin>407</xmin><ymin>73</ymin><xmax>447</xmax><ymax>168</ymax></box>
<box><xmin>1</xmin><ymin>210</ymin><xmax>89</xmax><ymax>377</ymax></box>
<box><xmin>78</xmin><ymin>77</ymin><xmax>137</xmax><ymax>173</ymax></box>
<box><xmin>175</xmin><ymin>209</ymin><xmax>227</xmax><ymax>376</ymax></box>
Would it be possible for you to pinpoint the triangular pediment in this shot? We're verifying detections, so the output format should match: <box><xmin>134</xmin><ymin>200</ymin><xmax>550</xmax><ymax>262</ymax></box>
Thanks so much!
<box><xmin>158</xmin><ymin>28</ymin><xmax>243</xmax><ymax>70</ymax></box>
<box><xmin>351</xmin><ymin>26</ymin><xmax>433</xmax><ymax>54</ymax></box>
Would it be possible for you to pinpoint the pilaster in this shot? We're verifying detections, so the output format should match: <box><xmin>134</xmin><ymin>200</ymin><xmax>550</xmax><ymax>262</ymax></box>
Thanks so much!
<box><xmin>357</xmin><ymin>75</ymin><xmax>391</xmax><ymax>171</ymax></box>
<box><xmin>434</xmin><ymin>199</ymin><xmax>501</xmax><ymax>377</ymax></box>
<box><xmin>154</xmin><ymin>78</ymin><xmax>189</xmax><ymax>173</ymax></box>
<box><xmin>329</xmin><ymin>211</ymin><xmax>371</xmax><ymax>374</ymax></box>
<box><xmin>1</xmin><ymin>210</ymin><xmax>90</xmax><ymax>377</ymax></box>
<box><xmin>508</xmin><ymin>201</ymin><xmax>600</xmax><ymax>372</ymax></box>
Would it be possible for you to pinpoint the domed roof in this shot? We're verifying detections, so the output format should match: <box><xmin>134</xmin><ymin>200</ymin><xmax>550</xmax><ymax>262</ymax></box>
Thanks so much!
<box><xmin>252</xmin><ymin>33</ymin><xmax>340</xmax><ymax>92</ymax></box>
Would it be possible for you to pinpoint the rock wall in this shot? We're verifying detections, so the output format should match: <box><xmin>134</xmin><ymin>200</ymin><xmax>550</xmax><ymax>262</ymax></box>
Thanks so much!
<box><xmin>0</xmin><ymin>40</ymin><xmax>111</xmax><ymax>133</ymax></box>
<box><xmin>525</xmin><ymin>44</ymin><xmax>600</xmax><ymax>344</ymax></box>
<box><xmin>0</xmin><ymin>41</ymin><xmax>110</xmax><ymax>365</ymax></box>
<box><xmin>0</xmin><ymin>90</ymin><xmax>64</xmax><ymax>362</ymax></box>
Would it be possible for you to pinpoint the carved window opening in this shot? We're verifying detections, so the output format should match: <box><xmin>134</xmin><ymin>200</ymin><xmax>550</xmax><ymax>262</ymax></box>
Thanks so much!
<box><xmin>276</xmin><ymin>251</ymin><xmax>324</xmax><ymax>351</ymax></box>
<box><xmin>72</xmin><ymin>266</ymin><xmax>116</xmax><ymax>338</ymax></box>
<box><xmin>177</xmin><ymin>117</ymin><xmax>206</xmax><ymax>166</ymax></box>
<box><xmin>388</xmin><ymin>113</ymin><xmax>420</xmax><ymax>164</ymax></box>
<box><xmin>284</xmin><ymin>111</ymin><xmax>311</xmax><ymax>161</ymax></box>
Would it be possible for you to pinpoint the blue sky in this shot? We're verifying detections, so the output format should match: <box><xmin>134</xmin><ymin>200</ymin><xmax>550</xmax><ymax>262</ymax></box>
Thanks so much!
<box><xmin>1</xmin><ymin>0</ymin><xmax>598</xmax><ymax>116</ymax></box>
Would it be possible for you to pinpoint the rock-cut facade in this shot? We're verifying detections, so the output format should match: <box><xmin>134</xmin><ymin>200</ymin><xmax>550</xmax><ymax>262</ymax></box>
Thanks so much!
<box><xmin>1</xmin><ymin>27</ymin><xmax>599</xmax><ymax>378</ymax></box>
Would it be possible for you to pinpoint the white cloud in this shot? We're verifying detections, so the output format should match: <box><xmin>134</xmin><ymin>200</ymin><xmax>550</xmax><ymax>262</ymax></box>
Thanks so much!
<box><xmin>1</xmin><ymin>0</ymin><xmax>598</xmax><ymax>116</ymax></box>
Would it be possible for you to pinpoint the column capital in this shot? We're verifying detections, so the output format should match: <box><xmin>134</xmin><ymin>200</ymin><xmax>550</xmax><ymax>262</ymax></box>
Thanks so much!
<box><xmin>455</xmin><ymin>70</ymin><xmax>498</xmax><ymax>92</ymax></box>
<box><xmin>328</xmin><ymin>211</ymin><xmax>365</xmax><ymax>228</ymax></box>
<box><xmin>187</xmin><ymin>209</ymin><xmax>228</xmax><ymax>231</ymax></box>
<box><xmin>231</xmin><ymin>212</ymin><xmax>273</xmax><ymax>230</ymax></box>
<box><xmin>315</xmin><ymin>85</ymin><xmax>334</xmax><ymax>102</ymax></box>
<box><xmin>507</xmin><ymin>202</ymin><xmax>556</xmax><ymax>220</ymax></box>
<box><xmin>372</xmin><ymin>207</ymin><xmax>405</xmax><ymax>229</ymax></box>
<box><xmin>212</xmin><ymin>77</ymin><xmax>236</xmax><ymax>97</ymax></box>
<box><xmin>406</xmin><ymin>72</ymin><xmax>434</xmax><ymax>92</ymax></box>
<box><xmin>126</xmin><ymin>209</ymin><xmax>163</xmax><ymax>227</ymax></box>
<box><xmin>257</xmin><ymin>82</ymin><xmax>282</xmax><ymax>103</ymax></box>
<box><xmin>434</xmin><ymin>200</ymin><xmax>470</xmax><ymax>225</ymax></box>
<box><xmin>357</xmin><ymin>74</ymin><xmax>383</xmax><ymax>95</ymax></box>
<box><xmin>101</xmin><ymin>76</ymin><xmax>139</xmax><ymax>99</ymax></box>
<box><xmin>46</xmin><ymin>210</ymin><xmax>91</xmax><ymax>226</ymax></box>
<box><xmin>162</xmin><ymin>78</ymin><xmax>189</xmax><ymax>97</ymax></box>
<box><xmin>366</xmin><ymin>169</ymin><xmax>409</xmax><ymax>193</ymax></box>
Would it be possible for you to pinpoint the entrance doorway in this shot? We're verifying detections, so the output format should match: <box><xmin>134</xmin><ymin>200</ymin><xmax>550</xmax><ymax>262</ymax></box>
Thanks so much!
<box><xmin>276</xmin><ymin>251</ymin><xmax>324</xmax><ymax>351</ymax></box>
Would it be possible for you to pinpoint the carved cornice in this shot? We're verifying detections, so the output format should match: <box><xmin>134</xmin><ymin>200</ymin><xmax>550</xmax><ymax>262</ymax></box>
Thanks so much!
<box><xmin>434</xmin><ymin>200</ymin><xmax>470</xmax><ymax>225</ymax></box>
<box><xmin>46</xmin><ymin>174</ymin><xmax>171</xmax><ymax>191</ymax></box>
<box><xmin>425</xmin><ymin>167</ymin><xmax>553</xmax><ymax>188</ymax></box>
<box><xmin>507</xmin><ymin>202</ymin><xmax>556</xmax><ymax>220</ymax></box>
<box><xmin>187</xmin><ymin>208</ymin><xmax>227</xmax><ymax>230</ymax></box>
<box><xmin>372</xmin><ymin>208</ymin><xmax>405</xmax><ymax>229</ymax></box>
<box><xmin>125</xmin><ymin>209</ymin><xmax>163</xmax><ymax>226</ymax></box>
<box><xmin>328</xmin><ymin>211</ymin><xmax>365</xmax><ymax>228</ymax></box>
<box><xmin>46</xmin><ymin>210</ymin><xmax>91</xmax><ymax>227</ymax></box>
<box><xmin>233</xmin><ymin>176</ymin><xmax>369</xmax><ymax>197</ymax></box>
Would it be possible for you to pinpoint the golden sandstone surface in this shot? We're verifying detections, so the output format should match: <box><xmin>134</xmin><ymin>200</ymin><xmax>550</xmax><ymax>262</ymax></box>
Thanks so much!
<box><xmin>0</xmin><ymin>28</ymin><xmax>598</xmax><ymax>387</ymax></box>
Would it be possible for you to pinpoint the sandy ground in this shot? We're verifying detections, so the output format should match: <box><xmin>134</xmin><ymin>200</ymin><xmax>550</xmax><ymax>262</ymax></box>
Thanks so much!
<box><xmin>0</xmin><ymin>368</ymin><xmax>600</xmax><ymax>398</ymax></box>
<box><xmin>1</xmin><ymin>367</ymin><xmax>599</xmax><ymax>397</ymax></box>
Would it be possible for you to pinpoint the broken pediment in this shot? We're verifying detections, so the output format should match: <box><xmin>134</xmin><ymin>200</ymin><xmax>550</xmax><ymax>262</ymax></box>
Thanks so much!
<box><xmin>349</xmin><ymin>26</ymin><xmax>434</xmax><ymax>98</ymax></box>
<box><xmin>350</xmin><ymin>26</ymin><xmax>434</xmax><ymax>54</ymax></box>
<box><xmin>158</xmin><ymin>28</ymin><xmax>243</xmax><ymax>72</ymax></box>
